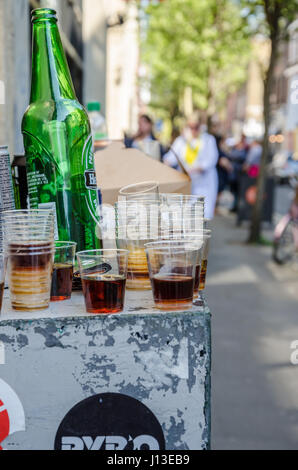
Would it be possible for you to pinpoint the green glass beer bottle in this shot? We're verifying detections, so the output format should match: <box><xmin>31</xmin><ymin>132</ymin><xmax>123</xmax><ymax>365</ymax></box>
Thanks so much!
<box><xmin>22</xmin><ymin>8</ymin><xmax>100</xmax><ymax>251</ymax></box>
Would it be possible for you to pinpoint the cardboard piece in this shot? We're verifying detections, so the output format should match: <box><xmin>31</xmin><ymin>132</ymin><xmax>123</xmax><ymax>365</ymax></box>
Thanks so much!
<box><xmin>94</xmin><ymin>141</ymin><xmax>191</xmax><ymax>205</ymax></box>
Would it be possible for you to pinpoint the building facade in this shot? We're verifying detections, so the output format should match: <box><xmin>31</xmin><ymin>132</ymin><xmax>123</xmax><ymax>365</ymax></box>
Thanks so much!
<box><xmin>284</xmin><ymin>19</ymin><xmax>298</xmax><ymax>158</ymax></box>
<box><xmin>222</xmin><ymin>37</ymin><xmax>270</xmax><ymax>141</ymax></box>
<box><xmin>0</xmin><ymin>0</ymin><xmax>140</xmax><ymax>156</ymax></box>
<box><xmin>223</xmin><ymin>28</ymin><xmax>298</xmax><ymax>161</ymax></box>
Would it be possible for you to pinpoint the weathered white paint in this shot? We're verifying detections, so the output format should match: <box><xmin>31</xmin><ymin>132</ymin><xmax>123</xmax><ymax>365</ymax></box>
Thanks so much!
<box><xmin>0</xmin><ymin>290</ymin><xmax>211</xmax><ymax>450</ymax></box>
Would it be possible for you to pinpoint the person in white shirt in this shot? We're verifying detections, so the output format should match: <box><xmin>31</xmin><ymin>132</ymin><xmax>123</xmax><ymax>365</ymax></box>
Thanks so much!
<box><xmin>163</xmin><ymin>119</ymin><xmax>219</xmax><ymax>218</ymax></box>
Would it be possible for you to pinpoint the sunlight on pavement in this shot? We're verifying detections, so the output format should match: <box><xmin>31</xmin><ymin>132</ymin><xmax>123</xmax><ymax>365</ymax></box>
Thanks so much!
<box><xmin>207</xmin><ymin>264</ymin><xmax>259</xmax><ymax>285</ymax></box>
<box><xmin>255</xmin><ymin>334</ymin><xmax>298</xmax><ymax>442</ymax></box>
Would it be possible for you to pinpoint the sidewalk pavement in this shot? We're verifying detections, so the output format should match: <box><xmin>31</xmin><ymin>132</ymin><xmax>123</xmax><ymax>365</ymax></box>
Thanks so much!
<box><xmin>206</xmin><ymin>213</ymin><xmax>298</xmax><ymax>450</ymax></box>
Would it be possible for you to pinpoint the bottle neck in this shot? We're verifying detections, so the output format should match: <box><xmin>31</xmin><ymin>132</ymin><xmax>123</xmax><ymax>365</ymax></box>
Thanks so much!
<box><xmin>30</xmin><ymin>19</ymin><xmax>76</xmax><ymax>102</ymax></box>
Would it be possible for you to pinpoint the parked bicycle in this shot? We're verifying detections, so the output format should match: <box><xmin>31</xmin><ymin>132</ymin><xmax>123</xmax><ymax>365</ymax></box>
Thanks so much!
<box><xmin>273</xmin><ymin>174</ymin><xmax>298</xmax><ymax>264</ymax></box>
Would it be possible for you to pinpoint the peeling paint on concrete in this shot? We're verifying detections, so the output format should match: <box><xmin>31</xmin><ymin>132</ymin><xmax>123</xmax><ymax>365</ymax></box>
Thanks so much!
<box><xmin>16</xmin><ymin>334</ymin><xmax>28</xmax><ymax>349</ymax></box>
<box><xmin>0</xmin><ymin>291</ymin><xmax>210</xmax><ymax>450</ymax></box>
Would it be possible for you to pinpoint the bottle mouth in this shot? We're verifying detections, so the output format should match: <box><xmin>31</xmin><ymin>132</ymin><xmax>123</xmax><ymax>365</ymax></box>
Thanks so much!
<box><xmin>31</xmin><ymin>8</ymin><xmax>57</xmax><ymax>23</ymax></box>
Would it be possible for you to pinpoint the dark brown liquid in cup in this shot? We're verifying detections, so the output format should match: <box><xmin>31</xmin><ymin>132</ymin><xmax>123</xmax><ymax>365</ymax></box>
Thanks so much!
<box><xmin>194</xmin><ymin>264</ymin><xmax>201</xmax><ymax>292</ymax></box>
<box><xmin>9</xmin><ymin>242</ymin><xmax>52</xmax><ymax>268</ymax></box>
<box><xmin>51</xmin><ymin>264</ymin><xmax>73</xmax><ymax>301</ymax></box>
<box><xmin>152</xmin><ymin>274</ymin><xmax>194</xmax><ymax>307</ymax></box>
<box><xmin>82</xmin><ymin>274</ymin><xmax>126</xmax><ymax>314</ymax></box>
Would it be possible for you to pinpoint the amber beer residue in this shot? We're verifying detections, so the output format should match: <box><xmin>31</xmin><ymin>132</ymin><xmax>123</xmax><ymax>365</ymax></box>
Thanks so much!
<box><xmin>126</xmin><ymin>247</ymin><xmax>151</xmax><ymax>290</ymax></box>
<box><xmin>199</xmin><ymin>259</ymin><xmax>208</xmax><ymax>291</ymax></box>
<box><xmin>194</xmin><ymin>264</ymin><xmax>201</xmax><ymax>294</ymax></box>
<box><xmin>8</xmin><ymin>241</ymin><xmax>53</xmax><ymax>310</ymax></box>
<box><xmin>82</xmin><ymin>273</ymin><xmax>126</xmax><ymax>314</ymax></box>
<box><xmin>151</xmin><ymin>274</ymin><xmax>194</xmax><ymax>310</ymax></box>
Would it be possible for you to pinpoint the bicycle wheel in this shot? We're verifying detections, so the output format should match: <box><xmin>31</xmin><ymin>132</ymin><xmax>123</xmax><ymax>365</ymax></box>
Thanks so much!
<box><xmin>273</xmin><ymin>220</ymin><xmax>296</xmax><ymax>265</ymax></box>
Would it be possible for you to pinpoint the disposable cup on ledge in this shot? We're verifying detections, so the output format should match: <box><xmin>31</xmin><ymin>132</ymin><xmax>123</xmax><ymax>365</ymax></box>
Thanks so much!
<box><xmin>145</xmin><ymin>240</ymin><xmax>198</xmax><ymax>311</ymax></box>
<box><xmin>51</xmin><ymin>241</ymin><xmax>77</xmax><ymax>302</ymax></box>
<box><xmin>3</xmin><ymin>210</ymin><xmax>55</xmax><ymax>311</ymax></box>
<box><xmin>77</xmin><ymin>249</ymin><xmax>129</xmax><ymax>314</ymax></box>
<box><xmin>119</xmin><ymin>181</ymin><xmax>159</xmax><ymax>201</ymax></box>
<box><xmin>193</xmin><ymin>229</ymin><xmax>212</xmax><ymax>307</ymax></box>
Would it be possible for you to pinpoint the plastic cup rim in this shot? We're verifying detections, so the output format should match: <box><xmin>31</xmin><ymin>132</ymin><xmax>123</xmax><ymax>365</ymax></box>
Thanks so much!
<box><xmin>119</xmin><ymin>181</ymin><xmax>159</xmax><ymax>196</ymax></box>
<box><xmin>54</xmin><ymin>241</ymin><xmax>77</xmax><ymax>248</ymax></box>
<box><xmin>77</xmin><ymin>249</ymin><xmax>129</xmax><ymax>258</ymax></box>
<box><xmin>6</xmin><ymin>250</ymin><xmax>55</xmax><ymax>256</ymax></box>
<box><xmin>144</xmin><ymin>240</ymin><xmax>200</xmax><ymax>253</ymax></box>
<box><xmin>2</xmin><ymin>209</ymin><xmax>54</xmax><ymax>215</ymax></box>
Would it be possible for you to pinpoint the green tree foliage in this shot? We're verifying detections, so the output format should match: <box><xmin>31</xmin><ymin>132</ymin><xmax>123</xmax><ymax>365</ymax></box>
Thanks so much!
<box><xmin>141</xmin><ymin>0</ymin><xmax>251</xmax><ymax>131</ymax></box>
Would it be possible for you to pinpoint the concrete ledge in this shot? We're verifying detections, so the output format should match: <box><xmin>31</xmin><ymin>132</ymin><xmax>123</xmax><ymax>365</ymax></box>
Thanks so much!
<box><xmin>0</xmin><ymin>291</ymin><xmax>211</xmax><ymax>450</ymax></box>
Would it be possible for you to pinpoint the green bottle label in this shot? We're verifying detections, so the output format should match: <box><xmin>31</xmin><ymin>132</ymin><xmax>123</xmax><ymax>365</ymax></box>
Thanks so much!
<box><xmin>82</xmin><ymin>134</ymin><xmax>99</xmax><ymax>224</ymax></box>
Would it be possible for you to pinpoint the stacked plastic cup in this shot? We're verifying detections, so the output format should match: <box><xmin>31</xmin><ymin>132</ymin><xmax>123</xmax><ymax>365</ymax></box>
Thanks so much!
<box><xmin>2</xmin><ymin>210</ymin><xmax>55</xmax><ymax>311</ymax></box>
<box><xmin>159</xmin><ymin>195</ymin><xmax>205</xmax><ymax>239</ymax></box>
<box><xmin>115</xmin><ymin>200</ymin><xmax>160</xmax><ymax>289</ymax></box>
<box><xmin>193</xmin><ymin>229</ymin><xmax>212</xmax><ymax>307</ymax></box>
<box><xmin>119</xmin><ymin>181</ymin><xmax>159</xmax><ymax>202</ymax></box>
<box><xmin>158</xmin><ymin>196</ymin><xmax>205</xmax><ymax>299</ymax></box>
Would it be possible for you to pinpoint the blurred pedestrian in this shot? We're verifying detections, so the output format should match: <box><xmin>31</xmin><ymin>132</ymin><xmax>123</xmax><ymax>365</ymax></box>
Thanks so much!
<box><xmin>215</xmin><ymin>135</ymin><xmax>233</xmax><ymax>196</ymax></box>
<box><xmin>229</xmin><ymin>133</ymin><xmax>249</xmax><ymax>212</ymax></box>
<box><xmin>163</xmin><ymin>118</ymin><xmax>219</xmax><ymax>218</ymax></box>
<box><xmin>124</xmin><ymin>114</ymin><xmax>164</xmax><ymax>161</ymax></box>
<box><xmin>243</xmin><ymin>139</ymin><xmax>262</xmax><ymax>178</ymax></box>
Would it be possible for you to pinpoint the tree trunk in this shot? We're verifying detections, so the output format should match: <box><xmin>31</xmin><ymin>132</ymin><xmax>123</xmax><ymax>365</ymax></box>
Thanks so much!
<box><xmin>207</xmin><ymin>114</ymin><xmax>213</xmax><ymax>134</ymax></box>
<box><xmin>169</xmin><ymin>103</ymin><xmax>180</xmax><ymax>141</ymax></box>
<box><xmin>248</xmin><ymin>35</ymin><xmax>278</xmax><ymax>243</ymax></box>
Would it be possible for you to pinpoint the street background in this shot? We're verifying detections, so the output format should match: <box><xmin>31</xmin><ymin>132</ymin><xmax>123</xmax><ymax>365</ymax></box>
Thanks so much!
<box><xmin>209</xmin><ymin>187</ymin><xmax>298</xmax><ymax>449</ymax></box>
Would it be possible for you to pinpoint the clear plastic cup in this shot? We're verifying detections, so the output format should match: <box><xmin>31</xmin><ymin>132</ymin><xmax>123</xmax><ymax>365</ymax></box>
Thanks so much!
<box><xmin>159</xmin><ymin>215</ymin><xmax>204</xmax><ymax>239</ymax></box>
<box><xmin>115</xmin><ymin>200</ymin><xmax>160</xmax><ymax>241</ymax></box>
<box><xmin>117</xmin><ymin>238</ymin><xmax>154</xmax><ymax>290</ymax></box>
<box><xmin>114</xmin><ymin>198</ymin><xmax>204</xmax><ymax>291</ymax></box>
<box><xmin>51</xmin><ymin>241</ymin><xmax>77</xmax><ymax>302</ymax></box>
<box><xmin>3</xmin><ymin>210</ymin><xmax>55</xmax><ymax>311</ymax></box>
<box><xmin>145</xmin><ymin>240</ymin><xmax>198</xmax><ymax>311</ymax></box>
<box><xmin>199</xmin><ymin>230</ymin><xmax>212</xmax><ymax>291</ymax></box>
<box><xmin>77</xmin><ymin>249</ymin><xmax>129</xmax><ymax>314</ymax></box>
<box><xmin>119</xmin><ymin>181</ymin><xmax>159</xmax><ymax>201</ymax></box>
<box><xmin>193</xmin><ymin>229</ymin><xmax>212</xmax><ymax>306</ymax></box>
<box><xmin>115</xmin><ymin>200</ymin><xmax>204</xmax><ymax>240</ymax></box>
<box><xmin>115</xmin><ymin>201</ymin><xmax>160</xmax><ymax>289</ymax></box>
<box><xmin>2</xmin><ymin>209</ymin><xmax>55</xmax><ymax>243</ymax></box>
<box><xmin>160</xmin><ymin>194</ymin><xmax>205</xmax><ymax>206</ymax></box>
<box><xmin>6</xmin><ymin>242</ymin><xmax>54</xmax><ymax>311</ymax></box>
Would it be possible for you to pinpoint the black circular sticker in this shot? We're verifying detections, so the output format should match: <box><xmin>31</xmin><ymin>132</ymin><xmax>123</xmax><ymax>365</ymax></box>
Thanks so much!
<box><xmin>54</xmin><ymin>393</ymin><xmax>165</xmax><ymax>450</ymax></box>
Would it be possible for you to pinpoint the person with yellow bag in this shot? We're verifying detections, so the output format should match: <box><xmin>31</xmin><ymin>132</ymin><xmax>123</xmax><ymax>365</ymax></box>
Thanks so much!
<box><xmin>163</xmin><ymin>118</ymin><xmax>219</xmax><ymax>218</ymax></box>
